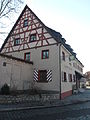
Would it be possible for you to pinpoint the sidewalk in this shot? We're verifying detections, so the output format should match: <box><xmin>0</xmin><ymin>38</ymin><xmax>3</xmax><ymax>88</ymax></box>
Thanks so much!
<box><xmin>0</xmin><ymin>88</ymin><xmax>90</xmax><ymax>111</ymax></box>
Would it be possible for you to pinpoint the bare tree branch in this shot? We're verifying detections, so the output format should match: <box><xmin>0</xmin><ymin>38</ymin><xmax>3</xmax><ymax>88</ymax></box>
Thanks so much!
<box><xmin>0</xmin><ymin>32</ymin><xmax>8</xmax><ymax>34</ymax></box>
<box><xmin>0</xmin><ymin>0</ymin><xmax>24</xmax><ymax>40</ymax></box>
<box><xmin>0</xmin><ymin>0</ymin><xmax>23</xmax><ymax>18</ymax></box>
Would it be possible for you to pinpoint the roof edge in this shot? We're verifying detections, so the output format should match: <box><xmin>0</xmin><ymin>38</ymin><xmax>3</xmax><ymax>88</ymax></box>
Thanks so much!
<box><xmin>0</xmin><ymin>53</ymin><xmax>33</xmax><ymax>64</ymax></box>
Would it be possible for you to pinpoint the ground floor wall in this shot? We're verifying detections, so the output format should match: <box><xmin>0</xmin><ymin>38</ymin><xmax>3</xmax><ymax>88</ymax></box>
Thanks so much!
<box><xmin>2</xmin><ymin>44</ymin><xmax>82</xmax><ymax>99</ymax></box>
<box><xmin>61</xmin><ymin>90</ymin><xmax>72</xmax><ymax>99</ymax></box>
<box><xmin>0</xmin><ymin>54</ymin><xmax>77</xmax><ymax>99</ymax></box>
<box><xmin>61</xmin><ymin>82</ymin><xmax>75</xmax><ymax>99</ymax></box>
<box><xmin>5</xmin><ymin>45</ymin><xmax>60</xmax><ymax>94</ymax></box>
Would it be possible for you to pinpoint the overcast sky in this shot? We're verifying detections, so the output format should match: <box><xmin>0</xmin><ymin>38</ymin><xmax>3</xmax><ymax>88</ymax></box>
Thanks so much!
<box><xmin>0</xmin><ymin>0</ymin><xmax>90</xmax><ymax>73</ymax></box>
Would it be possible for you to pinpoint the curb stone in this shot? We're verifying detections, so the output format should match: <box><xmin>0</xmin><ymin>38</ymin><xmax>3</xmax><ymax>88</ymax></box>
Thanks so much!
<box><xmin>0</xmin><ymin>99</ymin><xmax>90</xmax><ymax>112</ymax></box>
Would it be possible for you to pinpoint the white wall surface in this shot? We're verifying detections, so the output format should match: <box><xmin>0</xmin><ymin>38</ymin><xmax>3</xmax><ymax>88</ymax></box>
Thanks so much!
<box><xmin>0</xmin><ymin>56</ymin><xmax>33</xmax><ymax>90</ymax></box>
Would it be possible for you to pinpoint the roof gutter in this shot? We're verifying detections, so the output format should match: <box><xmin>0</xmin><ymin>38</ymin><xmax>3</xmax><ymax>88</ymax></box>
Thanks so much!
<box><xmin>59</xmin><ymin>43</ymin><xmax>62</xmax><ymax>100</ymax></box>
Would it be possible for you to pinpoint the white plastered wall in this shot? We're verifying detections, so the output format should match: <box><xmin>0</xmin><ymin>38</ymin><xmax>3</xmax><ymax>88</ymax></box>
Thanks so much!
<box><xmin>61</xmin><ymin>45</ymin><xmax>76</xmax><ymax>94</ymax></box>
<box><xmin>5</xmin><ymin>44</ymin><xmax>60</xmax><ymax>92</ymax></box>
<box><xmin>0</xmin><ymin>56</ymin><xmax>33</xmax><ymax>90</ymax></box>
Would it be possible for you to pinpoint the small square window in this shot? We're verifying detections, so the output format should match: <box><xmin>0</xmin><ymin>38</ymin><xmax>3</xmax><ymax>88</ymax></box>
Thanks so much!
<box><xmin>14</xmin><ymin>38</ymin><xmax>20</xmax><ymax>46</ymax></box>
<box><xmin>42</xmin><ymin>50</ymin><xmax>49</xmax><ymax>59</ymax></box>
<box><xmin>24</xmin><ymin>52</ymin><xmax>30</xmax><ymax>61</ymax></box>
<box><xmin>23</xmin><ymin>19</ymin><xmax>28</xmax><ymax>27</ymax></box>
<box><xmin>30</xmin><ymin>34</ymin><xmax>36</xmax><ymax>42</ymax></box>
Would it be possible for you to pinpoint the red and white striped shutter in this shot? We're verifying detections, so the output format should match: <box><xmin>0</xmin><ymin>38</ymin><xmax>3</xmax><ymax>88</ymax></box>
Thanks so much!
<box><xmin>47</xmin><ymin>70</ymin><xmax>52</xmax><ymax>82</ymax></box>
<box><xmin>33</xmin><ymin>69</ymin><xmax>38</xmax><ymax>81</ymax></box>
<box><xmin>33</xmin><ymin>69</ymin><xmax>52</xmax><ymax>82</ymax></box>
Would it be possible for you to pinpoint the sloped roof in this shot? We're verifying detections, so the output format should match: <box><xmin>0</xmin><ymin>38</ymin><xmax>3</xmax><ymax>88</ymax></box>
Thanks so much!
<box><xmin>46</xmin><ymin>26</ymin><xmax>62</xmax><ymax>42</ymax></box>
<box><xmin>46</xmin><ymin>27</ymin><xmax>84</xmax><ymax>66</ymax></box>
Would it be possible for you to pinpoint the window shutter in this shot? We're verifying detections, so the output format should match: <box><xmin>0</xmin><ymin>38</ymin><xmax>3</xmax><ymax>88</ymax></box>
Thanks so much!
<box><xmin>47</xmin><ymin>70</ymin><xmax>52</xmax><ymax>82</ymax></box>
<box><xmin>33</xmin><ymin>69</ymin><xmax>38</xmax><ymax>81</ymax></box>
<box><xmin>33</xmin><ymin>69</ymin><xmax>52</xmax><ymax>82</ymax></box>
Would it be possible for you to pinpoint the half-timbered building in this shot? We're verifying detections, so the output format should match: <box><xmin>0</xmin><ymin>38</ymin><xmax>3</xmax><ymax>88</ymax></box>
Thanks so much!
<box><xmin>0</xmin><ymin>5</ymin><xmax>84</xmax><ymax>99</ymax></box>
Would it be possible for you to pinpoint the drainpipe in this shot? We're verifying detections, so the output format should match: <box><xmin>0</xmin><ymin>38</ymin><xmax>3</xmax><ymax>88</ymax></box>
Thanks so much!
<box><xmin>59</xmin><ymin>43</ymin><xmax>62</xmax><ymax>100</ymax></box>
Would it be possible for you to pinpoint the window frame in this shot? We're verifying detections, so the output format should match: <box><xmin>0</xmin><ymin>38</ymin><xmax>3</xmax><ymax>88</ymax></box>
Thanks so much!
<box><xmin>29</xmin><ymin>34</ymin><xmax>37</xmax><ymax>42</ymax></box>
<box><xmin>64</xmin><ymin>72</ymin><xmax>67</xmax><ymax>82</ymax></box>
<box><xmin>24</xmin><ymin>52</ymin><xmax>30</xmax><ymax>61</ymax></box>
<box><xmin>42</xmin><ymin>50</ymin><xmax>49</xmax><ymax>59</ymax></box>
<box><xmin>14</xmin><ymin>38</ymin><xmax>20</xmax><ymax>46</ymax></box>
<box><xmin>62</xmin><ymin>71</ymin><xmax>67</xmax><ymax>82</ymax></box>
<box><xmin>38</xmin><ymin>70</ymin><xmax>47</xmax><ymax>83</ymax></box>
<box><xmin>62</xmin><ymin>51</ymin><xmax>65</xmax><ymax>61</ymax></box>
<box><xmin>68</xmin><ymin>74</ymin><xmax>72</xmax><ymax>82</ymax></box>
<box><xmin>73</xmin><ymin>75</ymin><xmax>76</xmax><ymax>82</ymax></box>
<box><xmin>23</xmin><ymin>19</ymin><xmax>28</xmax><ymax>27</ymax></box>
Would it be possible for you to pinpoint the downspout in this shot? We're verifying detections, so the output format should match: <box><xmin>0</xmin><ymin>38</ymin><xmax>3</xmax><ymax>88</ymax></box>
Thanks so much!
<box><xmin>59</xmin><ymin>43</ymin><xmax>62</xmax><ymax>100</ymax></box>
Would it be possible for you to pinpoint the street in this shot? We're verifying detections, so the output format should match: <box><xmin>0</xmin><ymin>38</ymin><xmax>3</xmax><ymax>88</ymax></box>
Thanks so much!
<box><xmin>0</xmin><ymin>100</ymin><xmax>90</xmax><ymax>120</ymax></box>
<box><xmin>0</xmin><ymin>89</ymin><xmax>90</xmax><ymax>120</ymax></box>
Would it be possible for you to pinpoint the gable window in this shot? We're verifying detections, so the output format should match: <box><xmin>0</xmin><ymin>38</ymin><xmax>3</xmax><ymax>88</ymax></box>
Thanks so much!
<box><xmin>62</xmin><ymin>51</ymin><xmax>65</xmax><ymax>61</ymax></box>
<box><xmin>14</xmin><ymin>38</ymin><xmax>20</xmax><ymax>46</ymax></box>
<box><xmin>30</xmin><ymin>34</ymin><xmax>36</xmax><ymax>42</ymax></box>
<box><xmin>42</xmin><ymin>50</ymin><xmax>49</xmax><ymax>59</ymax></box>
<box><xmin>24</xmin><ymin>52</ymin><xmax>30</xmax><ymax>61</ymax></box>
<box><xmin>38</xmin><ymin>70</ymin><xmax>47</xmax><ymax>82</ymax></box>
<box><xmin>23</xmin><ymin>19</ymin><xmax>28</xmax><ymax>27</ymax></box>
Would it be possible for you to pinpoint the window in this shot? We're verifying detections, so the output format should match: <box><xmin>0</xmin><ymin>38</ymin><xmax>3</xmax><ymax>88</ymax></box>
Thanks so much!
<box><xmin>24</xmin><ymin>52</ymin><xmax>30</xmax><ymax>61</ymax></box>
<box><xmin>62</xmin><ymin>51</ymin><xmax>65</xmax><ymax>61</ymax></box>
<box><xmin>62</xmin><ymin>72</ymin><xmax>67</xmax><ymax>82</ymax></box>
<box><xmin>14</xmin><ymin>38</ymin><xmax>20</xmax><ymax>46</ymax></box>
<box><xmin>68</xmin><ymin>74</ymin><xmax>72</xmax><ymax>82</ymax></box>
<box><xmin>3</xmin><ymin>62</ymin><xmax>6</xmax><ymax>67</ymax></box>
<box><xmin>38</xmin><ymin>70</ymin><xmax>47</xmax><ymax>82</ymax></box>
<box><xmin>64</xmin><ymin>72</ymin><xmax>67</xmax><ymax>82</ymax></box>
<box><xmin>23</xmin><ymin>19</ymin><xmax>28</xmax><ymax>27</ymax></box>
<box><xmin>30</xmin><ymin>34</ymin><xmax>36</xmax><ymax>42</ymax></box>
<box><xmin>73</xmin><ymin>75</ymin><xmax>76</xmax><ymax>82</ymax></box>
<box><xmin>81</xmin><ymin>68</ymin><xmax>83</xmax><ymax>72</ymax></box>
<box><xmin>42</xmin><ymin>50</ymin><xmax>49</xmax><ymax>59</ymax></box>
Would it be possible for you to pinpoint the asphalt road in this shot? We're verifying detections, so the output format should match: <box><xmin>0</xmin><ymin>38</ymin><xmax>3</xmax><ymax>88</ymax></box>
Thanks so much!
<box><xmin>0</xmin><ymin>101</ymin><xmax>90</xmax><ymax>120</ymax></box>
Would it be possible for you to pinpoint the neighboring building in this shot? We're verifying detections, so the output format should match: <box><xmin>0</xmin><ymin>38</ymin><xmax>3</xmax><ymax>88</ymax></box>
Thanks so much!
<box><xmin>0</xmin><ymin>5</ymin><xmax>84</xmax><ymax>99</ymax></box>
<box><xmin>79</xmin><ymin>77</ymin><xmax>86</xmax><ymax>88</ymax></box>
<box><xmin>84</xmin><ymin>71</ymin><xmax>90</xmax><ymax>86</ymax></box>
